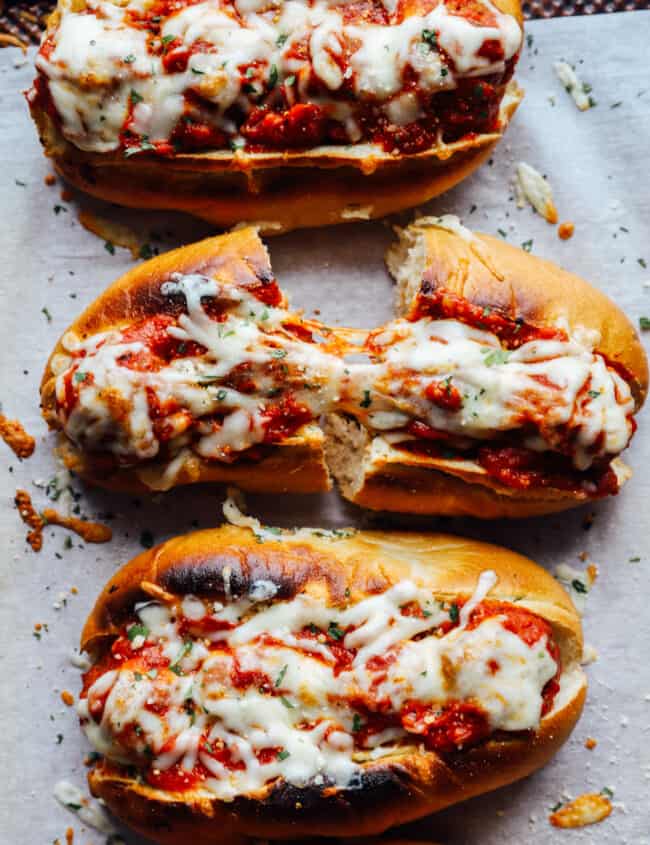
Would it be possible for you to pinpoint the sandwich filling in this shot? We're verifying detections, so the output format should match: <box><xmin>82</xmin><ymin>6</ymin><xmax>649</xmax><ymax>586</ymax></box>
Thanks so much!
<box><xmin>79</xmin><ymin>569</ymin><xmax>562</xmax><ymax>798</ymax></box>
<box><xmin>30</xmin><ymin>0</ymin><xmax>521</xmax><ymax>156</ymax></box>
<box><xmin>50</xmin><ymin>265</ymin><xmax>636</xmax><ymax>495</ymax></box>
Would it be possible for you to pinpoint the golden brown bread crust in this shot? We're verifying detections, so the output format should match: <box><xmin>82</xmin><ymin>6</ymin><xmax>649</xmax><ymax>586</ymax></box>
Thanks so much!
<box><xmin>29</xmin><ymin>72</ymin><xmax>522</xmax><ymax>234</ymax></box>
<box><xmin>81</xmin><ymin>525</ymin><xmax>585</xmax><ymax>842</ymax></box>
<box><xmin>389</xmin><ymin>223</ymin><xmax>648</xmax><ymax>405</ymax></box>
<box><xmin>323</xmin><ymin>414</ymin><xmax>633</xmax><ymax>518</ymax></box>
<box><xmin>40</xmin><ymin>228</ymin><xmax>332</xmax><ymax>494</ymax></box>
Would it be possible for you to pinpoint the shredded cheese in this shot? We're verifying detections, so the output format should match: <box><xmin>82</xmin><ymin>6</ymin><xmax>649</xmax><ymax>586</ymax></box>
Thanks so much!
<box><xmin>515</xmin><ymin>162</ymin><xmax>559</xmax><ymax>224</ymax></box>
<box><xmin>553</xmin><ymin>61</ymin><xmax>594</xmax><ymax>111</ymax></box>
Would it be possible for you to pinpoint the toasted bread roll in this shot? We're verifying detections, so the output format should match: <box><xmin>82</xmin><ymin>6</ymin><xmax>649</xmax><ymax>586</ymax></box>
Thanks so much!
<box><xmin>40</xmin><ymin>227</ymin><xmax>334</xmax><ymax>494</ymax></box>
<box><xmin>78</xmin><ymin>524</ymin><xmax>585</xmax><ymax>844</ymax></box>
<box><xmin>28</xmin><ymin>0</ymin><xmax>522</xmax><ymax>233</ymax></box>
<box><xmin>323</xmin><ymin>216</ymin><xmax>647</xmax><ymax>517</ymax></box>
<box><xmin>41</xmin><ymin>222</ymin><xmax>646</xmax><ymax>513</ymax></box>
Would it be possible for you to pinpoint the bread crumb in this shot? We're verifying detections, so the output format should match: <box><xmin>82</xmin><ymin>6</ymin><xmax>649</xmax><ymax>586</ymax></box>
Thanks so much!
<box><xmin>585</xmin><ymin>737</ymin><xmax>597</xmax><ymax>750</ymax></box>
<box><xmin>15</xmin><ymin>489</ymin><xmax>44</xmax><ymax>551</ymax></box>
<box><xmin>558</xmin><ymin>221</ymin><xmax>575</xmax><ymax>240</ymax></box>
<box><xmin>61</xmin><ymin>690</ymin><xmax>75</xmax><ymax>707</ymax></box>
<box><xmin>42</xmin><ymin>509</ymin><xmax>112</xmax><ymax>544</ymax></box>
<box><xmin>550</xmin><ymin>793</ymin><xmax>612</xmax><ymax>828</ymax></box>
<box><xmin>0</xmin><ymin>414</ymin><xmax>35</xmax><ymax>458</ymax></box>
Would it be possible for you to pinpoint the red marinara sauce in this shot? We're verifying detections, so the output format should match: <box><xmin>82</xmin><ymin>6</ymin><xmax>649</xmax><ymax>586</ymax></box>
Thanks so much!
<box><xmin>407</xmin><ymin>286</ymin><xmax>567</xmax><ymax>349</ymax></box>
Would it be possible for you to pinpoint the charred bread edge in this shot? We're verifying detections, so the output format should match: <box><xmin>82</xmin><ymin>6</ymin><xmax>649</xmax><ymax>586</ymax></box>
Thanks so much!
<box><xmin>82</xmin><ymin>524</ymin><xmax>585</xmax><ymax>841</ymax></box>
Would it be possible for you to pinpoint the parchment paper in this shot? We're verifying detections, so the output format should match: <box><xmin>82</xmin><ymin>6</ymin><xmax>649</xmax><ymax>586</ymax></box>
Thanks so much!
<box><xmin>1</xmin><ymin>11</ymin><xmax>649</xmax><ymax>844</ymax></box>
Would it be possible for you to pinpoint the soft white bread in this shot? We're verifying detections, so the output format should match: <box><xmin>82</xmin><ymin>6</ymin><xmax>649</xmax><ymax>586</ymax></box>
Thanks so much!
<box><xmin>81</xmin><ymin>524</ymin><xmax>585</xmax><ymax>844</ymax></box>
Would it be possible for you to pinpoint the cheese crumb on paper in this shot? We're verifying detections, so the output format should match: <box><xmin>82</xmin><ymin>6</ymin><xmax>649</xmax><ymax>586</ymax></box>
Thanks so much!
<box><xmin>515</xmin><ymin>163</ymin><xmax>558</xmax><ymax>224</ymax></box>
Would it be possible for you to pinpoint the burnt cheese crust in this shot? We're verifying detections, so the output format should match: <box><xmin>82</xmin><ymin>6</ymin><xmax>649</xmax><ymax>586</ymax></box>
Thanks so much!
<box><xmin>82</xmin><ymin>526</ymin><xmax>585</xmax><ymax>844</ymax></box>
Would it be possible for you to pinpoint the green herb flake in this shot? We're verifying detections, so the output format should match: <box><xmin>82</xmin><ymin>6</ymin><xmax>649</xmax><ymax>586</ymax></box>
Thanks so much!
<box><xmin>275</xmin><ymin>664</ymin><xmax>288</xmax><ymax>687</ymax></box>
<box><xmin>571</xmin><ymin>579</ymin><xmax>588</xmax><ymax>594</ymax></box>
<box><xmin>601</xmin><ymin>786</ymin><xmax>614</xmax><ymax>799</ymax></box>
<box><xmin>127</xmin><ymin>623</ymin><xmax>149</xmax><ymax>642</ymax></box>
<box><xmin>53</xmin><ymin>204</ymin><xmax>67</xmax><ymax>215</ymax></box>
<box><xmin>271</xmin><ymin>348</ymin><xmax>288</xmax><ymax>359</ymax></box>
<box><xmin>328</xmin><ymin>621</ymin><xmax>345</xmax><ymax>640</ymax></box>
<box><xmin>56</xmin><ymin>733</ymin><xmax>64</xmax><ymax>744</ymax></box>
<box><xmin>588</xmin><ymin>389</ymin><xmax>601</xmax><ymax>399</ymax></box>
<box><xmin>139</xmin><ymin>243</ymin><xmax>155</xmax><ymax>260</ymax></box>
<box><xmin>521</xmin><ymin>239</ymin><xmax>533</xmax><ymax>252</ymax></box>
<box><xmin>360</xmin><ymin>390</ymin><xmax>372</xmax><ymax>408</ymax></box>
<box><xmin>421</xmin><ymin>29</ymin><xmax>437</xmax><ymax>48</ymax></box>
<box><xmin>268</xmin><ymin>64</ymin><xmax>279</xmax><ymax>88</ymax></box>
<box><xmin>639</xmin><ymin>258</ymin><xmax>647</xmax><ymax>268</ymax></box>
<box><xmin>639</xmin><ymin>316</ymin><xmax>650</xmax><ymax>331</ymax></box>
<box><xmin>276</xmin><ymin>33</ymin><xmax>288</xmax><ymax>47</ymax></box>
<box><xmin>123</xmin><ymin>54</ymin><xmax>137</xmax><ymax>63</ymax></box>
<box><xmin>482</xmin><ymin>348</ymin><xmax>510</xmax><ymax>367</ymax></box>
<box><xmin>280</xmin><ymin>696</ymin><xmax>295</xmax><ymax>709</ymax></box>
<box><xmin>191</xmin><ymin>67</ymin><xmax>205</xmax><ymax>75</ymax></box>
<box><xmin>629</xmin><ymin>556</ymin><xmax>641</xmax><ymax>562</ymax></box>
<box><xmin>449</xmin><ymin>602</ymin><xmax>459</xmax><ymax>624</ymax></box>
<box><xmin>130</xmin><ymin>89</ymin><xmax>143</xmax><ymax>104</ymax></box>
<box><xmin>41</xmin><ymin>307</ymin><xmax>52</xmax><ymax>323</ymax></box>
<box><xmin>277</xmin><ymin>749</ymin><xmax>290</xmax><ymax>760</ymax></box>
<box><xmin>285</xmin><ymin>74</ymin><xmax>296</xmax><ymax>86</ymax></box>
<box><xmin>352</xmin><ymin>714</ymin><xmax>363</xmax><ymax>732</ymax></box>
<box><xmin>160</xmin><ymin>35</ymin><xmax>175</xmax><ymax>46</ymax></box>
<box><xmin>104</xmin><ymin>241</ymin><xmax>116</xmax><ymax>255</ymax></box>
<box><xmin>497</xmin><ymin>228</ymin><xmax>507</xmax><ymax>238</ymax></box>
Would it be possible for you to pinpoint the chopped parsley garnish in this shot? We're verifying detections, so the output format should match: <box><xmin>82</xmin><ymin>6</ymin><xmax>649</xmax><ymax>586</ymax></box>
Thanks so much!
<box><xmin>170</xmin><ymin>640</ymin><xmax>193</xmax><ymax>674</ymax></box>
<box><xmin>629</xmin><ymin>556</ymin><xmax>641</xmax><ymax>562</ymax></box>
<box><xmin>601</xmin><ymin>786</ymin><xmax>614</xmax><ymax>798</ymax></box>
<box><xmin>277</xmin><ymin>749</ymin><xmax>291</xmax><ymax>760</ymax></box>
<box><xmin>191</xmin><ymin>67</ymin><xmax>205</xmax><ymax>75</ymax></box>
<box><xmin>130</xmin><ymin>89</ymin><xmax>143</xmax><ymax>104</ymax></box>
<box><xmin>521</xmin><ymin>239</ymin><xmax>533</xmax><ymax>252</ymax></box>
<box><xmin>104</xmin><ymin>241</ymin><xmax>115</xmax><ymax>255</ymax></box>
<box><xmin>280</xmin><ymin>696</ymin><xmax>295</xmax><ymax>709</ymax></box>
<box><xmin>639</xmin><ymin>317</ymin><xmax>650</xmax><ymax>331</ymax></box>
<box><xmin>359</xmin><ymin>390</ymin><xmax>372</xmax><ymax>408</ymax></box>
<box><xmin>497</xmin><ymin>228</ymin><xmax>507</xmax><ymax>238</ymax></box>
<box><xmin>140</xmin><ymin>530</ymin><xmax>154</xmax><ymax>549</ymax></box>
<box><xmin>639</xmin><ymin>258</ymin><xmax>647</xmax><ymax>268</ymax></box>
<box><xmin>73</xmin><ymin>371</ymin><xmax>88</xmax><ymax>384</ymax></box>
<box><xmin>230</xmin><ymin>139</ymin><xmax>245</xmax><ymax>152</ymax></box>
<box><xmin>482</xmin><ymin>348</ymin><xmax>510</xmax><ymax>367</ymax></box>
<box><xmin>268</xmin><ymin>64</ymin><xmax>278</xmax><ymax>88</ymax></box>
<box><xmin>587</xmin><ymin>390</ymin><xmax>601</xmax><ymax>399</ymax></box>
<box><xmin>53</xmin><ymin>204</ymin><xmax>67</xmax><ymax>215</ymax></box>
<box><xmin>41</xmin><ymin>307</ymin><xmax>52</xmax><ymax>322</ymax></box>
<box><xmin>127</xmin><ymin>623</ymin><xmax>149</xmax><ymax>642</ymax></box>
<box><xmin>421</xmin><ymin>29</ymin><xmax>437</xmax><ymax>48</ymax></box>
<box><xmin>271</xmin><ymin>348</ymin><xmax>288</xmax><ymax>359</ymax></box>
<box><xmin>448</xmin><ymin>602</ymin><xmax>459</xmax><ymax>624</ymax></box>
<box><xmin>275</xmin><ymin>664</ymin><xmax>288</xmax><ymax>687</ymax></box>
<box><xmin>123</xmin><ymin>54</ymin><xmax>136</xmax><ymax>63</ymax></box>
<box><xmin>56</xmin><ymin>733</ymin><xmax>64</xmax><ymax>744</ymax></box>
<box><xmin>571</xmin><ymin>579</ymin><xmax>587</xmax><ymax>594</ymax></box>
<box><xmin>216</xmin><ymin>388</ymin><xmax>227</xmax><ymax>400</ymax></box>
<box><xmin>352</xmin><ymin>713</ymin><xmax>363</xmax><ymax>732</ymax></box>
<box><xmin>134</xmin><ymin>672</ymin><xmax>144</xmax><ymax>681</ymax></box>
<box><xmin>328</xmin><ymin>621</ymin><xmax>345</xmax><ymax>640</ymax></box>
<box><xmin>139</xmin><ymin>243</ymin><xmax>155</xmax><ymax>260</ymax></box>
<box><xmin>160</xmin><ymin>35</ymin><xmax>175</xmax><ymax>46</ymax></box>
<box><xmin>276</xmin><ymin>33</ymin><xmax>288</xmax><ymax>47</ymax></box>
<box><xmin>124</xmin><ymin>136</ymin><xmax>156</xmax><ymax>157</ymax></box>
<box><xmin>285</xmin><ymin>74</ymin><xmax>296</xmax><ymax>87</ymax></box>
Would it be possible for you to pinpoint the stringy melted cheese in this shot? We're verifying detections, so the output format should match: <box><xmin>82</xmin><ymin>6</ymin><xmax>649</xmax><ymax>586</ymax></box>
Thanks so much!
<box><xmin>33</xmin><ymin>0</ymin><xmax>521</xmax><ymax>153</ymax></box>
<box><xmin>78</xmin><ymin>570</ymin><xmax>559</xmax><ymax>799</ymax></box>
<box><xmin>362</xmin><ymin>317</ymin><xmax>635</xmax><ymax>470</ymax></box>
<box><xmin>53</xmin><ymin>268</ymin><xmax>635</xmax><ymax>484</ymax></box>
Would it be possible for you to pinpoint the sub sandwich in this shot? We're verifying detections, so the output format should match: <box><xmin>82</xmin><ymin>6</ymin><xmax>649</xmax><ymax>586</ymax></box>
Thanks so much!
<box><xmin>41</xmin><ymin>220</ymin><xmax>647</xmax><ymax>516</ymax></box>
<box><xmin>77</xmin><ymin>523</ymin><xmax>585</xmax><ymax>843</ymax></box>
<box><xmin>28</xmin><ymin>0</ymin><xmax>523</xmax><ymax>232</ymax></box>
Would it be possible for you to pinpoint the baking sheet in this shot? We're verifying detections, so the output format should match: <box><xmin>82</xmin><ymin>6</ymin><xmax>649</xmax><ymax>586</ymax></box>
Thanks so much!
<box><xmin>1</xmin><ymin>11</ymin><xmax>650</xmax><ymax>844</ymax></box>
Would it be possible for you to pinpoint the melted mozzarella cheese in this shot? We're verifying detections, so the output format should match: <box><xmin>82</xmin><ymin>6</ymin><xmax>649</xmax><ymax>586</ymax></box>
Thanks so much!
<box><xmin>80</xmin><ymin>570</ymin><xmax>560</xmax><ymax>800</ymax></box>
<box><xmin>34</xmin><ymin>0</ymin><xmax>522</xmax><ymax>152</ymax></box>
<box><xmin>361</xmin><ymin>316</ymin><xmax>634</xmax><ymax>469</ymax></box>
<box><xmin>56</xmin><ymin>267</ymin><xmax>634</xmax><ymax>475</ymax></box>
